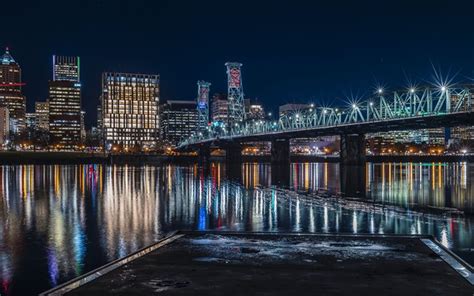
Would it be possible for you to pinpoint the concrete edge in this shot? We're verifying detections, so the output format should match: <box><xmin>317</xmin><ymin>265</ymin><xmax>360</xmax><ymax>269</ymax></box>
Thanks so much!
<box><xmin>178</xmin><ymin>230</ymin><xmax>434</xmax><ymax>240</ymax></box>
<box><xmin>39</xmin><ymin>231</ymin><xmax>184</xmax><ymax>296</ymax></box>
<box><xmin>421</xmin><ymin>238</ymin><xmax>474</xmax><ymax>286</ymax></box>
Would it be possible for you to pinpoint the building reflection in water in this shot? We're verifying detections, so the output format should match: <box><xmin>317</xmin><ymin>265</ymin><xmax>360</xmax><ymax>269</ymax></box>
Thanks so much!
<box><xmin>0</xmin><ymin>162</ymin><xmax>472</xmax><ymax>294</ymax></box>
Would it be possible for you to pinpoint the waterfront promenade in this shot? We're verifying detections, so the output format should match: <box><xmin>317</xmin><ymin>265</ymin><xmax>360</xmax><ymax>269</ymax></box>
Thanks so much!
<box><xmin>44</xmin><ymin>232</ymin><xmax>473</xmax><ymax>295</ymax></box>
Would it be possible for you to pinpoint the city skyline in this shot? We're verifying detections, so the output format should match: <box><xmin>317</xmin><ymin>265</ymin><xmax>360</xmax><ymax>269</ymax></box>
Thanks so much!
<box><xmin>1</xmin><ymin>0</ymin><xmax>473</xmax><ymax>127</ymax></box>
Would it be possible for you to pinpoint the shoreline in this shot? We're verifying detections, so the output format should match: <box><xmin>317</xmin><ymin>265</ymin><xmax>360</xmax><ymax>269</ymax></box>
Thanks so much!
<box><xmin>0</xmin><ymin>151</ymin><xmax>471</xmax><ymax>164</ymax></box>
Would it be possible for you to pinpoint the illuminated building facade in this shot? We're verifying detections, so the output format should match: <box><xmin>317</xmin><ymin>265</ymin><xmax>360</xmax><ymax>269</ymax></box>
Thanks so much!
<box><xmin>101</xmin><ymin>72</ymin><xmax>160</xmax><ymax>148</ymax></box>
<box><xmin>160</xmin><ymin>100</ymin><xmax>198</xmax><ymax>146</ymax></box>
<box><xmin>211</xmin><ymin>93</ymin><xmax>228</xmax><ymax>124</ymax></box>
<box><xmin>0</xmin><ymin>48</ymin><xmax>26</xmax><ymax>132</ymax></box>
<box><xmin>53</xmin><ymin>55</ymin><xmax>80</xmax><ymax>82</ymax></box>
<box><xmin>25</xmin><ymin>113</ymin><xmax>36</xmax><ymax>129</ymax></box>
<box><xmin>247</xmin><ymin>102</ymin><xmax>265</xmax><ymax>120</ymax></box>
<box><xmin>0</xmin><ymin>106</ymin><xmax>9</xmax><ymax>145</ymax></box>
<box><xmin>279</xmin><ymin>103</ymin><xmax>311</xmax><ymax>117</ymax></box>
<box><xmin>35</xmin><ymin>101</ymin><xmax>49</xmax><ymax>131</ymax></box>
<box><xmin>48</xmin><ymin>55</ymin><xmax>82</xmax><ymax>149</ymax></box>
<box><xmin>80</xmin><ymin>110</ymin><xmax>86</xmax><ymax>141</ymax></box>
<box><xmin>48</xmin><ymin>80</ymin><xmax>82</xmax><ymax>149</ymax></box>
<box><xmin>450</xmin><ymin>90</ymin><xmax>474</xmax><ymax>145</ymax></box>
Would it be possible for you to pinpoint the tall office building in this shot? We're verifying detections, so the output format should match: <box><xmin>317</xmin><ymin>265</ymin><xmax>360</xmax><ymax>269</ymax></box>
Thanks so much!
<box><xmin>0</xmin><ymin>48</ymin><xmax>26</xmax><ymax>132</ymax></box>
<box><xmin>49</xmin><ymin>55</ymin><xmax>82</xmax><ymax>149</ymax></box>
<box><xmin>49</xmin><ymin>81</ymin><xmax>82</xmax><ymax>149</ymax></box>
<box><xmin>35</xmin><ymin>101</ymin><xmax>49</xmax><ymax>130</ymax></box>
<box><xmin>211</xmin><ymin>93</ymin><xmax>228</xmax><ymax>123</ymax></box>
<box><xmin>53</xmin><ymin>55</ymin><xmax>80</xmax><ymax>81</ymax></box>
<box><xmin>101</xmin><ymin>72</ymin><xmax>160</xmax><ymax>149</ymax></box>
<box><xmin>160</xmin><ymin>100</ymin><xmax>198</xmax><ymax>146</ymax></box>
<box><xmin>0</xmin><ymin>106</ymin><xmax>9</xmax><ymax>146</ymax></box>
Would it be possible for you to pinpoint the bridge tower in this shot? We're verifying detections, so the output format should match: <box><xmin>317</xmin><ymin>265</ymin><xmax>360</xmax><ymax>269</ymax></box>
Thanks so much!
<box><xmin>196</xmin><ymin>80</ymin><xmax>211</xmax><ymax>133</ymax></box>
<box><xmin>225</xmin><ymin>62</ymin><xmax>245</xmax><ymax>131</ymax></box>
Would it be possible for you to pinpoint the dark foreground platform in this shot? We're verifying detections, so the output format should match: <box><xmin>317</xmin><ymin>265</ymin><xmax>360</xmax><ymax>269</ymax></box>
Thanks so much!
<box><xmin>44</xmin><ymin>232</ymin><xmax>473</xmax><ymax>295</ymax></box>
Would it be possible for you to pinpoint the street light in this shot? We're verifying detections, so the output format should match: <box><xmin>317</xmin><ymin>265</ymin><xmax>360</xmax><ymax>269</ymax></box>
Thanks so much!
<box><xmin>377</xmin><ymin>88</ymin><xmax>383</xmax><ymax>94</ymax></box>
<box><xmin>410</xmin><ymin>88</ymin><xmax>415</xmax><ymax>93</ymax></box>
<box><xmin>441</xmin><ymin>86</ymin><xmax>446</xmax><ymax>92</ymax></box>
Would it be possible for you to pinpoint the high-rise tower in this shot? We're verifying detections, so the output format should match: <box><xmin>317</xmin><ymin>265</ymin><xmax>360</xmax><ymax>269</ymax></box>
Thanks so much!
<box><xmin>53</xmin><ymin>55</ymin><xmax>80</xmax><ymax>82</ymax></box>
<box><xmin>0</xmin><ymin>47</ymin><xmax>26</xmax><ymax>132</ymax></box>
<box><xmin>101</xmin><ymin>72</ymin><xmax>160</xmax><ymax>149</ymax></box>
<box><xmin>196</xmin><ymin>80</ymin><xmax>211</xmax><ymax>133</ymax></box>
<box><xmin>225</xmin><ymin>62</ymin><xmax>245</xmax><ymax>130</ymax></box>
<box><xmin>49</xmin><ymin>55</ymin><xmax>82</xmax><ymax>149</ymax></box>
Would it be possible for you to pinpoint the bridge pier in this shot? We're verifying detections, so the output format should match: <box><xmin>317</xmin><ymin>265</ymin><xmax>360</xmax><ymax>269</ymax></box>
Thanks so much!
<box><xmin>271</xmin><ymin>139</ymin><xmax>290</xmax><ymax>166</ymax></box>
<box><xmin>224</xmin><ymin>142</ymin><xmax>242</xmax><ymax>181</ymax></box>
<box><xmin>340</xmin><ymin>165</ymin><xmax>366</xmax><ymax>198</ymax></box>
<box><xmin>197</xmin><ymin>144</ymin><xmax>211</xmax><ymax>164</ymax></box>
<box><xmin>224</xmin><ymin>142</ymin><xmax>242</xmax><ymax>164</ymax></box>
<box><xmin>340</xmin><ymin>134</ymin><xmax>366</xmax><ymax>165</ymax></box>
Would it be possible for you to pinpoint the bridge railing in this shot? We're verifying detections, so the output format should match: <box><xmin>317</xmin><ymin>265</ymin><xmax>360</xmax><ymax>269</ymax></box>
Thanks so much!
<box><xmin>180</xmin><ymin>86</ymin><xmax>473</xmax><ymax>147</ymax></box>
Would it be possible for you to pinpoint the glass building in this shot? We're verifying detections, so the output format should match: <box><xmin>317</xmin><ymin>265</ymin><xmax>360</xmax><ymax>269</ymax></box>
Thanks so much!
<box><xmin>0</xmin><ymin>48</ymin><xmax>26</xmax><ymax>133</ymax></box>
<box><xmin>101</xmin><ymin>72</ymin><xmax>160</xmax><ymax>149</ymax></box>
<box><xmin>160</xmin><ymin>100</ymin><xmax>198</xmax><ymax>146</ymax></box>
<box><xmin>48</xmin><ymin>55</ymin><xmax>82</xmax><ymax>150</ymax></box>
<box><xmin>48</xmin><ymin>81</ymin><xmax>82</xmax><ymax>149</ymax></box>
<box><xmin>53</xmin><ymin>55</ymin><xmax>80</xmax><ymax>82</ymax></box>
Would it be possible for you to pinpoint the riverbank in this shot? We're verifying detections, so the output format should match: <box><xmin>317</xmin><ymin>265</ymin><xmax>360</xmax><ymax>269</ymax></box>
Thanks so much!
<box><xmin>0</xmin><ymin>151</ymin><xmax>471</xmax><ymax>164</ymax></box>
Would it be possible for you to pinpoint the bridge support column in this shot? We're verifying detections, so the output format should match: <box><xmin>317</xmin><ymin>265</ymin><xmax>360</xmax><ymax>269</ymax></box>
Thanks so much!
<box><xmin>224</xmin><ymin>142</ymin><xmax>242</xmax><ymax>180</ymax></box>
<box><xmin>271</xmin><ymin>139</ymin><xmax>290</xmax><ymax>186</ymax></box>
<box><xmin>340</xmin><ymin>165</ymin><xmax>366</xmax><ymax>198</ymax></box>
<box><xmin>198</xmin><ymin>144</ymin><xmax>211</xmax><ymax>164</ymax></box>
<box><xmin>225</xmin><ymin>142</ymin><xmax>242</xmax><ymax>165</ymax></box>
<box><xmin>271</xmin><ymin>139</ymin><xmax>290</xmax><ymax>166</ymax></box>
<box><xmin>340</xmin><ymin>134</ymin><xmax>366</xmax><ymax>165</ymax></box>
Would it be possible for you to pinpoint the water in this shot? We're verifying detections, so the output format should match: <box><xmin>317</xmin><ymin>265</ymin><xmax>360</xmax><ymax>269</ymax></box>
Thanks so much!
<box><xmin>0</xmin><ymin>162</ymin><xmax>472</xmax><ymax>295</ymax></box>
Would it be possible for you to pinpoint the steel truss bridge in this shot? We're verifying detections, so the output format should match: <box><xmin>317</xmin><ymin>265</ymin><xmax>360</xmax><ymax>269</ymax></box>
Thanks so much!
<box><xmin>179</xmin><ymin>86</ymin><xmax>474</xmax><ymax>164</ymax></box>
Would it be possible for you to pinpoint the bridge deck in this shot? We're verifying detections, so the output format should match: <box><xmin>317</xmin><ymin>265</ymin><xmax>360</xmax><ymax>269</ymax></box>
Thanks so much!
<box><xmin>181</xmin><ymin>111</ymin><xmax>473</xmax><ymax>148</ymax></box>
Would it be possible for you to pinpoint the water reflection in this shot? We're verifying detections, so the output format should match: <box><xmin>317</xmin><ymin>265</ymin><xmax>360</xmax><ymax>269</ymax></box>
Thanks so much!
<box><xmin>0</xmin><ymin>162</ymin><xmax>472</xmax><ymax>295</ymax></box>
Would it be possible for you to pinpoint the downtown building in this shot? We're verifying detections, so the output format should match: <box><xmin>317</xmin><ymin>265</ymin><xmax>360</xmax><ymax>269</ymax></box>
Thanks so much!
<box><xmin>101</xmin><ymin>72</ymin><xmax>160</xmax><ymax>149</ymax></box>
<box><xmin>0</xmin><ymin>48</ymin><xmax>26</xmax><ymax>133</ymax></box>
<box><xmin>35</xmin><ymin>101</ymin><xmax>49</xmax><ymax>131</ymax></box>
<box><xmin>48</xmin><ymin>55</ymin><xmax>82</xmax><ymax>149</ymax></box>
<box><xmin>0</xmin><ymin>106</ymin><xmax>9</xmax><ymax>146</ymax></box>
<box><xmin>159</xmin><ymin>100</ymin><xmax>198</xmax><ymax>146</ymax></box>
<box><xmin>211</xmin><ymin>93</ymin><xmax>229</xmax><ymax>123</ymax></box>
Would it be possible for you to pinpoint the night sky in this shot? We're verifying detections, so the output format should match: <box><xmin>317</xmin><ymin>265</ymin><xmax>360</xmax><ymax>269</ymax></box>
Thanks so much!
<box><xmin>2</xmin><ymin>0</ymin><xmax>473</xmax><ymax>127</ymax></box>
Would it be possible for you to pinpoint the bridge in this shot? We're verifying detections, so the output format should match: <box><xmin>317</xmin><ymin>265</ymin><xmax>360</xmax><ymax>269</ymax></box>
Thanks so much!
<box><xmin>179</xmin><ymin>85</ymin><xmax>474</xmax><ymax>166</ymax></box>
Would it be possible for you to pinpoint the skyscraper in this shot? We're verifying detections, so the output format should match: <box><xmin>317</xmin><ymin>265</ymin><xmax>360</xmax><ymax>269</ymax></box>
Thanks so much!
<box><xmin>160</xmin><ymin>100</ymin><xmax>198</xmax><ymax>146</ymax></box>
<box><xmin>101</xmin><ymin>72</ymin><xmax>160</xmax><ymax>149</ymax></box>
<box><xmin>48</xmin><ymin>55</ymin><xmax>82</xmax><ymax>149</ymax></box>
<box><xmin>0</xmin><ymin>48</ymin><xmax>26</xmax><ymax>133</ymax></box>
<box><xmin>53</xmin><ymin>55</ymin><xmax>80</xmax><ymax>82</ymax></box>
<box><xmin>48</xmin><ymin>81</ymin><xmax>82</xmax><ymax>149</ymax></box>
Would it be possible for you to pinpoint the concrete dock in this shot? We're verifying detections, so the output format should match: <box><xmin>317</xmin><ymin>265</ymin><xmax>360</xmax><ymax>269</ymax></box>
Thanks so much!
<box><xmin>43</xmin><ymin>232</ymin><xmax>473</xmax><ymax>295</ymax></box>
